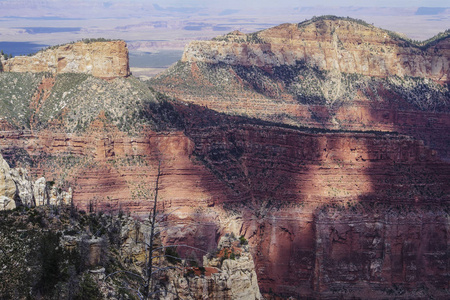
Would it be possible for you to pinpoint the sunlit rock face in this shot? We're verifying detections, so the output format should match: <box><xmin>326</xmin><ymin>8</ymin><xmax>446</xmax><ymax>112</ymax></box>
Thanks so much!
<box><xmin>1</xmin><ymin>40</ymin><xmax>130</xmax><ymax>78</ymax></box>
<box><xmin>0</xmin><ymin>153</ymin><xmax>71</xmax><ymax>210</ymax></box>
<box><xmin>152</xmin><ymin>17</ymin><xmax>450</xmax><ymax>161</ymax></box>
<box><xmin>0</xmin><ymin>153</ymin><xmax>17</xmax><ymax>210</ymax></box>
<box><xmin>182</xmin><ymin>19</ymin><xmax>450</xmax><ymax>82</ymax></box>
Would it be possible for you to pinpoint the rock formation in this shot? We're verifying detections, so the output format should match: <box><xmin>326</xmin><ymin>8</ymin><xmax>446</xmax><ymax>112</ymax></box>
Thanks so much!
<box><xmin>0</xmin><ymin>152</ymin><xmax>72</xmax><ymax>210</ymax></box>
<box><xmin>0</xmin><ymin>40</ymin><xmax>130</xmax><ymax>78</ymax></box>
<box><xmin>162</xmin><ymin>234</ymin><xmax>261</xmax><ymax>300</ymax></box>
<box><xmin>151</xmin><ymin>17</ymin><xmax>450</xmax><ymax>161</ymax></box>
<box><xmin>0</xmin><ymin>153</ymin><xmax>18</xmax><ymax>210</ymax></box>
<box><xmin>1</xmin><ymin>101</ymin><xmax>449</xmax><ymax>297</ymax></box>
<box><xmin>182</xmin><ymin>17</ymin><xmax>450</xmax><ymax>82</ymax></box>
<box><xmin>147</xmin><ymin>18</ymin><xmax>450</xmax><ymax>298</ymax></box>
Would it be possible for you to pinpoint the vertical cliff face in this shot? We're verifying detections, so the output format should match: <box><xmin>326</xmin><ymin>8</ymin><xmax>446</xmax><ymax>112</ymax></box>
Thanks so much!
<box><xmin>176</xmin><ymin>105</ymin><xmax>450</xmax><ymax>297</ymax></box>
<box><xmin>314</xmin><ymin>207</ymin><xmax>450</xmax><ymax>299</ymax></box>
<box><xmin>0</xmin><ymin>40</ymin><xmax>130</xmax><ymax>78</ymax></box>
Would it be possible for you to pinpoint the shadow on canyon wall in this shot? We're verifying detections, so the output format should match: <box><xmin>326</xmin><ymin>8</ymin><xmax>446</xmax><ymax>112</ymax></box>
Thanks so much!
<box><xmin>172</xmin><ymin>100</ymin><xmax>450</xmax><ymax>298</ymax></box>
<box><xmin>0</xmin><ymin>74</ymin><xmax>449</xmax><ymax>298</ymax></box>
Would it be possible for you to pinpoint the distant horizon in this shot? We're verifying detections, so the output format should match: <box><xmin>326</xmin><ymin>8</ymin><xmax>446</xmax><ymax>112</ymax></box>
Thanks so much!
<box><xmin>0</xmin><ymin>1</ymin><xmax>448</xmax><ymax>72</ymax></box>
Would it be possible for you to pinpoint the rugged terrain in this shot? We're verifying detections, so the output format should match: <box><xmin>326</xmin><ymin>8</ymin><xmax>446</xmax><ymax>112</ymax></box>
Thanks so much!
<box><xmin>1</xmin><ymin>17</ymin><xmax>450</xmax><ymax>299</ymax></box>
<box><xmin>0</xmin><ymin>204</ymin><xmax>260</xmax><ymax>299</ymax></box>
<box><xmin>151</xmin><ymin>16</ymin><xmax>450</xmax><ymax>160</ymax></box>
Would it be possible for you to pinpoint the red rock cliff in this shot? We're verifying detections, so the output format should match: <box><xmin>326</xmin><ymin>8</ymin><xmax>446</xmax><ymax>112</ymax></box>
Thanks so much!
<box><xmin>2</xmin><ymin>105</ymin><xmax>449</xmax><ymax>298</ymax></box>
<box><xmin>1</xmin><ymin>19</ymin><xmax>450</xmax><ymax>299</ymax></box>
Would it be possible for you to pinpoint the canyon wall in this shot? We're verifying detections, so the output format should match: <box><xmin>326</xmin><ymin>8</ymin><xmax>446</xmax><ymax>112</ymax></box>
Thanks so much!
<box><xmin>177</xmin><ymin>106</ymin><xmax>450</xmax><ymax>297</ymax></box>
<box><xmin>152</xmin><ymin>18</ymin><xmax>450</xmax><ymax>161</ymax></box>
<box><xmin>0</xmin><ymin>40</ymin><xmax>130</xmax><ymax>78</ymax></box>
<box><xmin>1</xmin><ymin>102</ymin><xmax>449</xmax><ymax>297</ymax></box>
<box><xmin>182</xmin><ymin>19</ymin><xmax>450</xmax><ymax>82</ymax></box>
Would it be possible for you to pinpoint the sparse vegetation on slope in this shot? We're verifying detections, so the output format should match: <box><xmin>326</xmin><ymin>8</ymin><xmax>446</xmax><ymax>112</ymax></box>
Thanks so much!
<box><xmin>27</xmin><ymin>38</ymin><xmax>121</xmax><ymax>57</ymax></box>
<box><xmin>0</xmin><ymin>72</ymin><xmax>183</xmax><ymax>133</ymax></box>
<box><xmin>297</xmin><ymin>15</ymin><xmax>372</xmax><ymax>29</ymax></box>
<box><xmin>150</xmin><ymin>60</ymin><xmax>450</xmax><ymax>115</ymax></box>
<box><xmin>0</xmin><ymin>72</ymin><xmax>42</xmax><ymax>128</ymax></box>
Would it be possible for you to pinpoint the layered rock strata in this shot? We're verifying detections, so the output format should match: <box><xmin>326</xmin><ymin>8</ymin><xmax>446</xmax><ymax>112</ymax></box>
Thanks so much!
<box><xmin>0</xmin><ymin>40</ymin><xmax>130</xmax><ymax>78</ymax></box>
<box><xmin>176</xmin><ymin>106</ymin><xmax>450</xmax><ymax>297</ymax></box>
<box><xmin>151</xmin><ymin>17</ymin><xmax>450</xmax><ymax>161</ymax></box>
<box><xmin>182</xmin><ymin>19</ymin><xmax>450</xmax><ymax>82</ymax></box>
<box><xmin>0</xmin><ymin>18</ymin><xmax>450</xmax><ymax>298</ymax></box>
<box><xmin>1</xmin><ymin>103</ymin><xmax>450</xmax><ymax>297</ymax></box>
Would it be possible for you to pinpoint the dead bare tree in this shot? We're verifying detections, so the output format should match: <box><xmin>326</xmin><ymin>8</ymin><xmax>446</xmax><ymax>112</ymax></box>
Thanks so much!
<box><xmin>143</xmin><ymin>160</ymin><xmax>160</xmax><ymax>299</ymax></box>
<box><xmin>105</xmin><ymin>160</ymin><xmax>207</xmax><ymax>300</ymax></box>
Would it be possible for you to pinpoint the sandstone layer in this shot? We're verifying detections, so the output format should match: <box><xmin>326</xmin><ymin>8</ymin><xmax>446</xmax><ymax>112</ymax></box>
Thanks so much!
<box><xmin>0</xmin><ymin>40</ymin><xmax>130</xmax><ymax>78</ymax></box>
<box><xmin>182</xmin><ymin>18</ymin><xmax>450</xmax><ymax>82</ymax></box>
<box><xmin>1</xmin><ymin>102</ymin><xmax>450</xmax><ymax>298</ymax></box>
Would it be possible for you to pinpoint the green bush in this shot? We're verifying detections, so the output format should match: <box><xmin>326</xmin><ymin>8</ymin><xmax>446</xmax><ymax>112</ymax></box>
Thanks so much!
<box><xmin>165</xmin><ymin>247</ymin><xmax>181</xmax><ymax>264</ymax></box>
<box><xmin>75</xmin><ymin>274</ymin><xmax>102</xmax><ymax>300</ymax></box>
<box><xmin>239</xmin><ymin>235</ymin><xmax>248</xmax><ymax>245</ymax></box>
<box><xmin>35</xmin><ymin>231</ymin><xmax>65</xmax><ymax>296</ymax></box>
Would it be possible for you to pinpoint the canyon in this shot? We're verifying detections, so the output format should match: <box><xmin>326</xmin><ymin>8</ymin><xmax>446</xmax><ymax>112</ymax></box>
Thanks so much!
<box><xmin>1</xmin><ymin>17</ymin><xmax>450</xmax><ymax>299</ymax></box>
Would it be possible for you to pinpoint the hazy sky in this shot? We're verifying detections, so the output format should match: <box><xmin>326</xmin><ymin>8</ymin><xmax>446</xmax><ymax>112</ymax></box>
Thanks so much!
<box><xmin>0</xmin><ymin>0</ymin><xmax>449</xmax><ymax>17</ymax></box>
<box><xmin>150</xmin><ymin>0</ymin><xmax>449</xmax><ymax>7</ymax></box>
<box><xmin>0</xmin><ymin>0</ymin><xmax>448</xmax><ymax>55</ymax></box>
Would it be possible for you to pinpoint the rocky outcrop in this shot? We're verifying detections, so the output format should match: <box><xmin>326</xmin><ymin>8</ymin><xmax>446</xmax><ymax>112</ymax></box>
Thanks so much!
<box><xmin>162</xmin><ymin>235</ymin><xmax>261</xmax><ymax>300</ymax></box>
<box><xmin>0</xmin><ymin>152</ymin><xmax>72</xmax><ymax>210</ymax></box>
<box><xmin>182</xmin><ymin>18</ymin><xmax>450</xmax><ymax>82</ymax></box>
<box><xmin>10</xmin><ymin>168</ymin><xmax>34</xmax><ymax>207</ymax></box>
<box><xmin>0</xmin><ymin>154</ymin><xmax>18</xmax><ymax>210</ymax></box>
<box><xmin>33</xmin><ymin>177</ymin><xmax>47</xmax><ymax>206</ymax></box>
<box><xmin>0</xmin><ymin>40</ymin><xmax>130</xmax><ymax>78</ymax></box>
